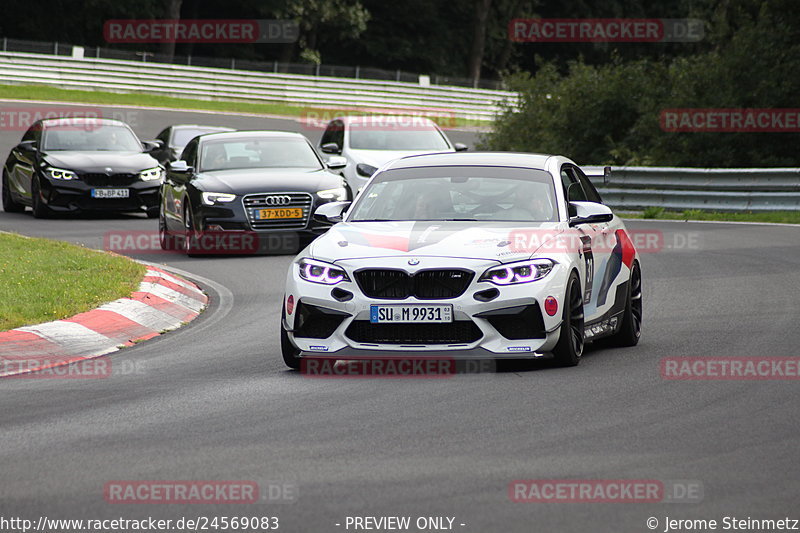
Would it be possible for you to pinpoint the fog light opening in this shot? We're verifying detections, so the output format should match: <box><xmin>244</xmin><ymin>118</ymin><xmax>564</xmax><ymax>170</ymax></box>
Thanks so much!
<box><xmin>544</xmin><ymin>296</ymin><xmax>558</xmax><ymax>316</ymax></box>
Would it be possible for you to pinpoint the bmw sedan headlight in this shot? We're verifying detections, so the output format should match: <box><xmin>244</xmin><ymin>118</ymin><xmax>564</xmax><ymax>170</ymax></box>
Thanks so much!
<box><xmin>139</xmin><ymin>167</ymin><xmax>164</xmax><ymax>181</ymax></box>
<box><xmin>298</xmin><ymin>258</ymin><xmax>350</xmax><ymax>285</ymax></box>
<box><xmin>479</xmin><ymin>259</ymin><xmax>555</xmax><ymax>285</ymax></box>
<box><xmin>317</xmin><ymin>187</ymin><xmax>348</xmax><ymax>201</ymax></box>
<box><xmin>201</xmin><ymin>192</ymin><xmax>237</xmax><ymax>205</ymax></box>
<box><xmin>46</xmin><ymin>167</ymin><xmax>77</xmax><ymax>180</ymax></box>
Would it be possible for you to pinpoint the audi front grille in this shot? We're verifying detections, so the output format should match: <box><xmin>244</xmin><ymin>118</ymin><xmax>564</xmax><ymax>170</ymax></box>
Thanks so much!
<box><xmin>242</xmin><ymin>192</ymin><xmax>313</xmax><ymax>230</ymax></box>
<box><xmin>354</xmin><ymin>269</ymin><xmax>475</xmax><ymax>300</ymax></box>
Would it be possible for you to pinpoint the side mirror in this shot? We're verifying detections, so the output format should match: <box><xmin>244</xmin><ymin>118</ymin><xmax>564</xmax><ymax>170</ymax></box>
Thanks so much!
<box><xmin>320</xmin><ymin>142</ymin><xmax>341</xmax><ymax>154</ymax></box>
<box><xmin>142</xmin><ymin>139</ymin><xmax>164</xmax><ymax>153</ymax></box>
<box><xmin>568</xmin><ymin>201</ymin><xmax>614</xmax><ymax>227</ymax></box>
<box><xmin>16</xmin><ymin>140</ymin><xmax>37</xmax><ymax>152</ymax></box>
<box><xmin>356</xmin><ymin>163</ymin><xmax>378</xmax><ymax>177</ymax></box>
<box><xmin>326</xmin><ymin>155</ymin><xmax>348</xmax><ymax>170</ymax></box>
<box><xmin>168</xmin><ymin>160</ymin><xmax>193</xmax><ymax>173</ymax></box>
<box><xmin>313</xmin><ymin>201</ymin><xmax>351</xmax><ymax>223</ymax></box>
<box><xmin>454</xmin><ymin>143</ymin><xmax>468</xmax><ymax>152</ymax></box>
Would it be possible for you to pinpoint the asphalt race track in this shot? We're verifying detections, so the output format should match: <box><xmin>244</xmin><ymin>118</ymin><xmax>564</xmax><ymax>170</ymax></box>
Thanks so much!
<box><xmin>1</xmin><ymin>102</ymin><xmax>799</xmax><ymax>532</ymax></box>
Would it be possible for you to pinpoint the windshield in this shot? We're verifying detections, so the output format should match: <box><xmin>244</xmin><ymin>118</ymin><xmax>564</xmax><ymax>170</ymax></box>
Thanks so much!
<box><xmin>348</xmin><ymin>125</ymin><xmax>451</xmax><ymax>151</ymax></box>
<box><xmin>349</xmin><ymin>166</ymin><xmax>557</xmax><ymax>222</ymax></box>
<box><xmin>42</xmin><ymin>124</ymin><xmax>142</xmax><ymax>152</ymax></box>
<box><xmin>199</xmin><ymin>137</ymin><xmax>323</xmax><ymax>171</ymax></box>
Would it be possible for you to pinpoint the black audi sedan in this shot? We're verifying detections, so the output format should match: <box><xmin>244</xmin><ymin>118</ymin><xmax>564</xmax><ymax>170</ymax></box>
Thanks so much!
<box><xmin>2</xmin><ymin>117</ymin><xmax>164</xmax><ymax>218</ymax></box>
<box><xmin>159</xmin><ymin>130</ymin><xmax>349</xmax><ymax>255</ymax></box>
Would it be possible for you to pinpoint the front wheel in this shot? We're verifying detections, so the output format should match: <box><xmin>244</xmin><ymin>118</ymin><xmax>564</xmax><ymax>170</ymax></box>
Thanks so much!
<box><xmin>608</xmin><ymin>262</ymin><xmax>642</xmax><ymax>347</ymax></box>
<box><xmin>31</xmin><ymin>177</ymin><xmax>53</xmax><ymax>219</ymax></box>
<box><xmin>2</xmin><ymin>172</ymin><xmax>25</xmax><ymax>213</ymax></box>
<box><xmin>183</xmin><ymin>203</ymin><xmax>201</xmax><ymax>256</ymax></box>
<box><xmin>145</xmin><ymin>206</ymin><xmax>159</xmax><ymax>219</ymax></box>
<box><xmin>552</xmin><ymin>272</ymin><xmax>585</xmax><ymax>367</ymax></box>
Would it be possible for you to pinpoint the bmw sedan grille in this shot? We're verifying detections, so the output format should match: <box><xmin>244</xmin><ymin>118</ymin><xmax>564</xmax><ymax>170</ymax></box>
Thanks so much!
<box><xmin>243</xmin><ymin>192</ymin><xmax>313</xmax><ymax>230</ymax></box>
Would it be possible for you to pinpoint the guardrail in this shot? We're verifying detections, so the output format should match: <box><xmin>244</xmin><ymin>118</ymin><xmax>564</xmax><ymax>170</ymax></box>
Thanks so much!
<box><xmin>581</xmin><ymin>166</ymin><xmax>800</xmax><ymax>211</ymax></box>
<box><xmin>0</xmin><ymin>51</ymin><xmax>517</xmax><ymax>120</ymax></box>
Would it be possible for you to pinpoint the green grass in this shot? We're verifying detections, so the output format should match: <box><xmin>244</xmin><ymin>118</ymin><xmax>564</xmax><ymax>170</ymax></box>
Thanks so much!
<box><xmin>0</xmin><ymin>233</ymin><xmax>146</xmax><ymax>331</ymax></box>
<box><xmin>623</xmin><ymin>209</ymin><xmax>800</xmax><ymax>224</ymax></box>
<box><xmin>0</xmin><ymin>83</ymin><xmax>490</xmax><ymax>128</ymax></box>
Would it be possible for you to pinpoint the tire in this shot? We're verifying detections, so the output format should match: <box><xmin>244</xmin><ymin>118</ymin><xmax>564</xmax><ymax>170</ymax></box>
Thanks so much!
<box><xmin>280</xmin><ymin>307</ymin><xmax>301</xmax><ymax>370</ymax></box>
<box><xmin>31</xmin><ymin>177</ymin><xmax>52</xmax><ymax>219</ymax></box>
<box><xmin>2</xmin><ymin>171</ymin><xmax>25</xmax><ymax>213</ymax></box>
<box><xmin>608</xmin><ymin>262</ymin><xmax>642</xmax><ymax>347</ymax></box>
<box><xmin>159</xmin><ymin>208</ymin><xmax>178</xmax><ymax>251</ymax></box>
<box><xmin>183</xmin><ymin>202</ymin><xmax>201</xmax><ymax>256</ymax></box>
<box><xmin>552</xmin><ymin>272</ymin><xmax>585</xmax><ymax>367</ymax></box>
<box><xmin>145</xmin><ymin>206</ymin><xmax>159</xmax><ymax>219</ymax></box>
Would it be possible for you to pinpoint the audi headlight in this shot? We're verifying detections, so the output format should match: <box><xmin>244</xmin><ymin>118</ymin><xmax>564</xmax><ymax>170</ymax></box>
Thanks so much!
<box><xmin>317</xmin><ymin>187</ymin><xmax>347</xmax><ymax>201</ymax></box>
<box><xmin>298</xmin><ymin>258</ymin><xmax>349</xmax><ymax>285</ymax></box>
<box><xmin>201</xmin><ymin>192</ymin><xmax>236</xmax><ymax>205</ymax></box>
<box><xmin>46</xmin><ymin>167</ymin><xmax>77</xmax><ymax>180</ymax></box>
<box><xmin>479</xmin><ymin>259</ymin><xmax>555</xmax><ymax>285</ymax></box>
<box><xmin>139</xmin><ymin>167</ymin><xmax>164</xmax><ymax>181</ymax></box>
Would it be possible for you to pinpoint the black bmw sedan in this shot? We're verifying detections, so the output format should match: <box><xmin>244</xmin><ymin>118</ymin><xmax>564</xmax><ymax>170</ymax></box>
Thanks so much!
<box><xmin>2</xmin><ymin>117</ymin><xmax>164</xmax><ymax>218</ymax></box>
<box><xmin>159</xmin><ymin>130</ymin><xmax>349</xmax><ymax>255</ymax></box>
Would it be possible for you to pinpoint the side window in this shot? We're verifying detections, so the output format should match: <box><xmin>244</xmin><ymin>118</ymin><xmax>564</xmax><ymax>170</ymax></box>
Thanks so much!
<box><xmin>321</xmin><ymin>120</ymin><xmax>344</xmax><ymax>150</ymax></box>
<box><xmin>22</xmin><ymin>123</ymin><xmax>41</xmax><ymax>144</ymax></box>
<box><xmin>181</xmin><ymin>139</ymin><xmax>198</xmax><ymax>167</ymax></box>
<box><xmin>561</xmin><ymin>166</ymin><xmax>587</xmax><ymax>202</ymax></box>
<box><xmin>156</xmin><ymin>128</ymin><xmax>169</xmax><ymax>146</ymax></box>
<box><xmin>573</xmin><ymin>167</ymin><xmax>603</xmax><ymax>204</ymax></box>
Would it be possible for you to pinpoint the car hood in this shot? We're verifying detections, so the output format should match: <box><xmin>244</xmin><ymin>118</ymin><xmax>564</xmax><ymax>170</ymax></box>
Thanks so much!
<box><xmin>347</xmin><ymin>149</ymin><xmax>453</xmax><ymax>169</ymax></box>
<box><xmin>43</xmin><ymin>151</ymin><xmax>158</xmax><ymax>173</ymax></box>
<box><xmin>194</xmin><ymin>168</ymin><xmax>343</xmax><ymax>194</ymax></box>
<box><xmin>310</xmin><ymin>221</ymin><xmax>567</xmax><ymax>263</ymax></box>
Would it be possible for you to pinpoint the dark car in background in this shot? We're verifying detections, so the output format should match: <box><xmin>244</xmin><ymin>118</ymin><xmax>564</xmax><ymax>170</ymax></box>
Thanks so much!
<box><xmin>2</xmin><ymin>117</ymin><xmax>164</xmax><ymax>218</ymax></box>
<box><xmin>159</xmin><ymin>130</ymin><xmax>349</xmax><ymax>255</ymax></box>
<box><xmin>151</xmin><ymin>124</ymin><xmax>235</xmax><ymax>165</ymax></box>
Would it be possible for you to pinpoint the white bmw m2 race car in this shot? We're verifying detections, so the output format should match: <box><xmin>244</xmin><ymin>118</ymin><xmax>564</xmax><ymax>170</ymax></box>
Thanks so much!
<box><xmin>280</xmin><ymin>152</ymin><xmax>642</xmax><ymax>369</ymax></box>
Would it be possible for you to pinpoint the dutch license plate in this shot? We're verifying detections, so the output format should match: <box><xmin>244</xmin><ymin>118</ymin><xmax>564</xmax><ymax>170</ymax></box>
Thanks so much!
<box><xmin>91</xmin><ymin>188</ymin><xmax>129</xmax><ymax>198</ymax></box>
<box><xmin>257</xmin><ymin>207</ymin><xmax>303</xmax><ymax>219</ymax></box>
<box><xmin>370</xmin><ymin>304</ymin><xmax>453</xmax><ymax>324</ymax></box>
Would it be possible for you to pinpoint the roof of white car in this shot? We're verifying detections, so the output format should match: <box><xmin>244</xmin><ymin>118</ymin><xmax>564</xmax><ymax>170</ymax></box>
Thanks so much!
<box><xmin>383</xmin><ymin>151</ymin><xmax>557</xmax><ymax>170</ymax></box>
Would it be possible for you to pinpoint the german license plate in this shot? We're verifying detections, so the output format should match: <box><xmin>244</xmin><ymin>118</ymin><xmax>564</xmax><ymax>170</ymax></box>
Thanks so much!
<box><xmin>91</xmin><ymin>188</ymin><xmax>129</xmax><ymax>198</ymax></box>
<box><xmin>257</xmin><ymin>207</ymin><xmax>303</xmax><ymax>219</ymax></box>
<box><xmin>370</xmin><ymin>304</ymin><xmax>453</xmax><ymax>323</ymax></box>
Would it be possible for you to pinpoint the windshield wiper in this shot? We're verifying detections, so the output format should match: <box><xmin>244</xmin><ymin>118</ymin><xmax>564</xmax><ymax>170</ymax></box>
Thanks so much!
<box><xmin>353</xmin><ymin>218</ymin><xmax>394</xmax><ymax>222</ymax></box>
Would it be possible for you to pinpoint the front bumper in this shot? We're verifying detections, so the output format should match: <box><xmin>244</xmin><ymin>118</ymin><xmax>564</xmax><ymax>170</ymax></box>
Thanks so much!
<box><xmin>40</xmin><ymin>176</ymin><xmax>159</xmax><ymax>213</ymax></box>
<box><xmin>283</xmin><ymin>256</ymin><xmax>571</xmax><ymax>359</ymax></box>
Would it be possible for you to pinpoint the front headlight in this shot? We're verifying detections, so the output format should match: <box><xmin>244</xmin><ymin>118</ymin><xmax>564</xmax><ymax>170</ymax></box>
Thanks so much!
<box><xmin>479</xmin><ymin>259</ymin><xmax>555</xmax><ymax>285</ymax></box>
<box><xmin>46</xmin><ymin>167</ymin><xmax>77</xmax><ymax>180</ymax></box>
<box><xmin>298</xmin><ymin>258</ymin><xmax>350</xmax><ymax>285</ymax></box>
<box><xmin>139</xmin><ymin>167</ymin><xmax>164</xmax><ymax>181</ymax></box>
<box><xmin>201</xmin><ymin>192</ymin><xmax>236</xmax><ymax>205</ymax></box>
<box><xmin>317</xmin><ymin>187</ymin><xmax>348</xmax><ymax>201</ymax></box>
